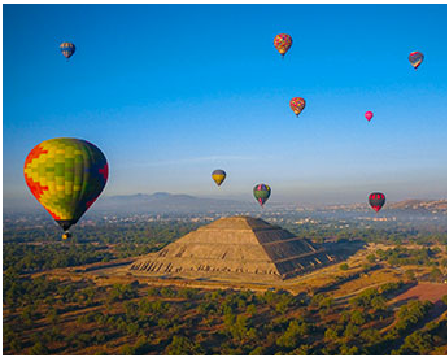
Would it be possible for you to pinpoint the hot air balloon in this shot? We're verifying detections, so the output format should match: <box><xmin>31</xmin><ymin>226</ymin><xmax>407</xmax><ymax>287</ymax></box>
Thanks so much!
<box><xmin>60</xmin><ymin>42</ymin><xmax>75</xmax><ymax>60</ymax></box>
<box><xmin>253</xmin><ymin>184</ymin><xmax>271</xmax><ymax>207</ymax></box>
<box><xmin>369</xmin><ymin>192</ymin><xmax>385</xmax><ymax>213</ymax></box>
<box><xmin>290</xmin><ymin>97</ymin><xmax>306</xmax><ymax>117</ymax></box>
<box><xmin>365</xmin><ymin>111</ymin><xmax>374</xmax><ymax>122</ymax></box>
<box><xmin>274</xmin><ymin>33</ymin><xmax>292</xmax><ymax>57</ymax></box>
<box><xmin>409</xmin><ymin>52</ymin><xmax>423</xmax><ymax>70</ymax></box>
<box><xmin>212</xmin><ymin>169</ymin><xmax>226</xmax><ymax>187</ymax></box>
<box><xmin>24</xmin><ymin>138</ymin><xmax>108</xmax><ymax>239</ymax></box>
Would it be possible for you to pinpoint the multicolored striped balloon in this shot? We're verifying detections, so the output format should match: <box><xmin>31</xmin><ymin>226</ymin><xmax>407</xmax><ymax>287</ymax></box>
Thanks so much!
<box><xmin>290</xmin><ymin>97</ymin><xmax>306</xmax><ymax>117</ymax></box>
<box><xmin>24</xmin><ymin>138</ymin><xmax>108</xmax><ymax>238</ymax></box>
<box><xmin>212</xmin><ymin>169</ymin><xmax>226</xmax><ymax>187</ymax></box>
<box><xmin>409</xmin><ymin>51</ymin><xmax>423</xmax><ymax>70</ymax></box>
<box><xmin>253</xmin><ymin>184</ymin><xmax>271</xmax><ymax>207</ymax></box>
<box><xmin>60</xmin><ymin>42</ymin><xmax>75</xmax><ymax>60</ymax></box>
<box><xmin>274</xmin><ymin>33</ymin><xmax>292</xmax><ymax>57</ymax></box>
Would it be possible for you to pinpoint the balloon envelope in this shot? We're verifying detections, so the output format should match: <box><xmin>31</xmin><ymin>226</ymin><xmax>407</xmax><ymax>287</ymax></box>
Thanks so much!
<box><xmin>365</xmin><ymin>111</ymin><xmax>373</xmax><ymax>122</ymax></box>
<box><xmin>274</xmin><ymin>33</ymin><xmax>292</xmax><ymax>56</ymax></box>
<box><xmin>409</xmin><ymin>52</ymin><xmax>423</xmax><ymax>69</ymax></box>
<box><xmin>24</xmin><ymin>138</ymin><xmax>108</xmax><ymax>234</ymax></box>
<box><xmin>290</xmin><ymin>97</ymin><xmax>306</xmax><ymax>117</ymax></box>
<box><xmin>60</xmin><ymin>42</ymin><xmax>75</xmax><ymax>59</ymax></box>
<box><xmin>253</xmin><ymin>184</ymin><xmax>271</xmax><ymax>206</ymax></box>
<box><xmin>369</xmin><ymin>192</ymin><xmax>385</xmax><ymax>213</ymax></box>
<box><xmin>212</xmin><ymin>169</ymin><xmax>226</xmax><ymax>186</ymax></box>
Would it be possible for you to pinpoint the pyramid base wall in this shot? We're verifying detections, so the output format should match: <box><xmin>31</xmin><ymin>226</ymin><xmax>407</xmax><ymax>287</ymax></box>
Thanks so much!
<box><xmin>129</xmin><ymin>249</ymin><xmax>342</xmax><ymax>281</ymax></box>
<box><xmin>130</xmin><ymin>257</ymin><xmax>284</xmax><ymax>280</ymax></box>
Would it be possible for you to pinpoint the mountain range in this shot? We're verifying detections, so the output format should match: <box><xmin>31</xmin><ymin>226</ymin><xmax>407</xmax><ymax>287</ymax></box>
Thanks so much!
<box><xmin>5</xmin><ymin>192</ymin><xmax>447</xmax><ymax>214</ymax></box>
<box><xmin>91</xmin><ymin>192</ymin><xmax>255</xmax><ymax>213</ymax></box>
<box><xmin>388</xmin><ymin>199</ymin><xmax>447</xmax><ymax>211</ymax></box>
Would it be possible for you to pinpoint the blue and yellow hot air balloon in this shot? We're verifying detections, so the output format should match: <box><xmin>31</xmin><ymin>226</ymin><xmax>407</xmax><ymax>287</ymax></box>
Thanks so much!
<box><xmin>212</xmin><ymin>169</ymin><xmax>226</xmax><ymax>187</ymax></box>
<box><xmin>24</xmin><ymin>138</ymin><xmax>108</xmax><ymax>239</ymax></box>
<box><xmin>60</xmin><ymin>42</ymin><xmax>75</xmax><ymax>60</ymax></box>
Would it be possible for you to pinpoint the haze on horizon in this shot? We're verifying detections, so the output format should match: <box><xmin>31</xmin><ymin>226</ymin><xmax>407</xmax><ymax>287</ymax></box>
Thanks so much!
<box><xmin>4</xmin><ymin>5</ymin><xmax>447</xmax><ymax>209</ymax></box>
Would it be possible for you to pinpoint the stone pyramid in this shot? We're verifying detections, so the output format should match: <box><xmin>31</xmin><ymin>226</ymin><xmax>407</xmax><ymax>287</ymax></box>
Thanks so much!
<box><xmin>130</xmin><ymin>216</ymin><xmax>336</xmax><ymax>281</ymax></box>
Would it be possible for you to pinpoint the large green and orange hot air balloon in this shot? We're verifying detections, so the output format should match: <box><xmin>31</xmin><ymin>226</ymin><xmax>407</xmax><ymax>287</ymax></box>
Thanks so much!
<box><xmin>24</xmin><ymin>138</ymin><xmax>108</xmax><ymax>239</ymax></box>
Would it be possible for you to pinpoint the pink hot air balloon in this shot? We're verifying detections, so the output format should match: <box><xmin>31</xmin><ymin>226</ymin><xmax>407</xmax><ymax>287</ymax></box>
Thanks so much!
<box><xmin>365</xmin><ymin>111</ymin><xmax>374</xmax><ymax>122</ymax></box>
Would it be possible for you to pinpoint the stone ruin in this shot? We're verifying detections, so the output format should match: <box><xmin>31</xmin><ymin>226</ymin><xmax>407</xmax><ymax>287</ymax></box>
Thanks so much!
<box><xmin>130</xmin><ymin>216</ymin><xmax>338</xmax><ymax>281</ymax></box>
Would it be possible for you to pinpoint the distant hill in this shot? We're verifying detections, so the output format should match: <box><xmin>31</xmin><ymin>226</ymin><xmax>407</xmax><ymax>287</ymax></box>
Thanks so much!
<box><xmin>320</xmin><ymin>199</ymin><xmax>447</xmax><ymax>212</ymax></box>
<box><xmin>388</xmin><ymin>199</ymin><xmax>447</xmax><ymax>211</ymax></box>
<box><xmin>93</xmin><ymin>192</ymin><xmax>254</xmax><ymax>213</ymax></box>
<box><xmin>95</xmin><ymin>196</ymin><xmax>447</xmax><ymax>214</ymax></box>
<box><xmin>4</xmin><ymin>192</ymin><xmax>255</xmax><ymax>214</ymax></box>
<box><xmin>6</xmin><ymin>193</ymin><xmax>447</xmax><ymax>215</ymax></box>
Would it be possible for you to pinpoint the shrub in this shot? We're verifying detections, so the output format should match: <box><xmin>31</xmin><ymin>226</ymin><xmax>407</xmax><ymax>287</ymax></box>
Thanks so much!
<box><xmin>340</xmin><ymin>263</ymin><xmax>349</xmax><ymax>271</ymax></box>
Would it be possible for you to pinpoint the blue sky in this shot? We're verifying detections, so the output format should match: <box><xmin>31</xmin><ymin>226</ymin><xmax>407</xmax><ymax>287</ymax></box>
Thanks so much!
<box><xmin>4</xmin><ymin>5</ymin><xmax>447</xmax><ymax>205</ymax></box>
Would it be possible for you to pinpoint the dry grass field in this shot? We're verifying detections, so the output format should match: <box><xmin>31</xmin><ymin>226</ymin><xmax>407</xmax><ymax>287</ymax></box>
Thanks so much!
<box><xmin>6</xmin><ymin>240</ymin><xmax>447</xmax><ymax>355</ymax></box>
<box><xmin>39</xmin><ymin>241</ymin><xmax>405</xmax><ymax>301</ymax></box>
<box><xmin>393</xmin><ymin>283</ymin><xmax>447</xmax><ymax>303</ymax></box>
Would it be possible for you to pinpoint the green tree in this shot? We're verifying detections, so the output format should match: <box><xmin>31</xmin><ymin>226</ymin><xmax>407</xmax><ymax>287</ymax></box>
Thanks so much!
<box><xmin>405</xmin><ymin>269</ymin><xmax>416</xmax><ymax>281</ymax></box>
<box><xmin>430</xmin><ymin>268</ymin><xmax>443</xmax><ymax>282</ymax></box>
<box><xmin>164</xmin><ymin>335</ymin><xmax>203</xmax><ymax>355</ymax></box>
<box><xmin>9</xmin><ymin>338</ymin><xmax>22</xmax><ymax>352</ymax></box>
<box><xmin>249</xmin><ymin>347</ymin><xmax>264</xmax><ymax>355</ymax></box>
<box><xmin>340</xmin><ymin>263</ymin><xmax>349</xmax><ymax>271</ymax></box>
<box><xmin>339</xmin><ymin>344</ymin><xmax>359</xmax><ymax>355</ymax></box>
<box><xmin>324</xmin><ymin>328</ymin><xmax>338</xmax><ymax>342</ymax></box>
<box><xmin>441</xmin><ymin>295</ymin><xmax>447</xmax><ymax>306</ymax></box>
<box><xmin>29</xmin><ymin>342</ymin><xmax>49</xmax><ymax>355</ymax></box>
<box><xmin>247</xmin><ymin>304</ymin><xmax>257</xmax><ymax>316</ymax></box>
<box><xmin>320</xmin><ymin>296</ymin><xmax>334</xmax><ymax>310</ymax></box>
<box><xmin>344</xmin><ymin>323</ymin><xmax>359</xmax><ymax>341</ymax></box>
<box><xmin>120</xmin><ymin>344</ymin><xmax>136</xmax><ymax>355</ymax></box>
<box><xmin>350</xmin><ymin>310</ymin><xmax>366</xmax><ymax>325</ymax></box>
<box><xmin>276</xmin><ymin>321</ymin><xmax>301</xmax><ymax>349</ymax></box>
<box><xmin>367</xmin><ymin>253</ymin><xmax>376</xmax><ymax>263</ymax></box>
<box><xmin>400</xmin><ymin>331</ymin><xmax>433</xmax><ymax>355</ymax></box>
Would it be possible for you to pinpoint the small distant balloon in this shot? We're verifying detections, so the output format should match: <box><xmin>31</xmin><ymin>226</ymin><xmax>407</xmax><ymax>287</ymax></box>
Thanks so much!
<box><xmin>212</xmin><ymin>169</ymin><xmax>226</xmax><ymax>187</ymax></box>
<box><xmin>274</xmin><ymin>33</ymin><xmax>292</xmax><ymax>57</ymax></box>
<box><xmin>253</xmin><ymin>184</ymin><xmax>271</xmax><ymax>207</ymax></box>
<box><xmin>60</xmin><ymin>42</ymin><xmax>75</xmax><ymax>60</ymax></box>
<box><xmin>409</xmin><ymin>52</ymin><xmax>423</xmax><ymax>70</ymax></box>
<box><xmin>365</xmin><ymin>111</ymin><xmax>374</xmax><ymax>122</ymax></box>
<box><xmin>290</xmin><ymin>97</ymin><xmax>306</xmax><ymax>117</ymax></box>
<box><xmin>369</xmin><ymin>192</ymin><xmax>385</xmax><ymax>213</ymax></box>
